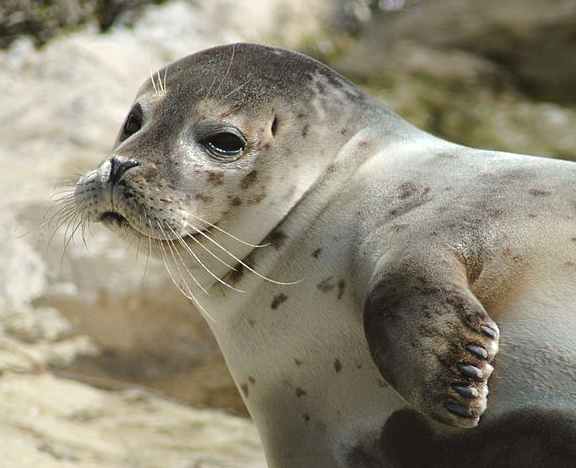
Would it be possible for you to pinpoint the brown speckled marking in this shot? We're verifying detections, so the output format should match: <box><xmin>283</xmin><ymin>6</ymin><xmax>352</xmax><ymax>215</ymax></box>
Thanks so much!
<box><xmin>528</xmin><ymin>213</ymin><xmax>538</xmax><ymax>218</ymax></box>
<box><xmin>317</xmin><ymin>276</ymin><xmax>336</xmax><ymax>292</ymax></box>
<box><xmin>312</xmin><ymin>248</ymin><xmax>322</xmax><ymax>258</ymax></box>
<box><xmin>334</xmin><ymin>358</ymin><xmax>343</xmax><ymax>373</ymax></box>
<box><xmin>265</xmin><ymin>230</ymin><xmax>288</xmax><ymax>250</ymax></box>
<box><xmin>295</xmin><ymin>387</ymin><xmax>307</xmax><ymax>398</ymax></box>
<box><xmin>271</xmin><ymin>293</ymin><xmax>288</xmax><ymax>309</ymax></box>
<box><xmin>241</xmin><ymin>170</ymin><xmax>258</xmax><ymax>189</ymax></box>
<box><xmin>230</xmin><ymin>196</ymin><xmax>242</xmax><ymax>206</ymax></box>
<box><xmin>248</xmin><ymin>376</ymin><xmax>256</xmax><ymax>384</ymax></box>
<box><xmin>227</xmin><ymin>264</ymin><xmax>245</xmax><ymax>285</ymax></box>
<box><xmin>397</xmin><ymin>182</ymin><xmax>419</xmax><ymax>200</ymax></box>
<box><xmin>337</xmin><ymin>279</ymin><xmax>346</xmax><ymax>300</ymax></box>
<box><xmin>302</xmin><ymin>124</ymin><xmax>309</xmax><ymax>138</ymax></box>
<box><xmin>294</xmin><ymin>358</ymin><xmax>303</xmax><ymax>366</ymax></box>
<box><xmin>207</xmin><ymin>172</ymin><xmax>224</xmax><ymax>186</ymax></box>
<box><xmin>247</xmin><ymin>318</ymin><xmax>256</xmax><ymax>327</ymax></box>
<box><xmin>528</xmin><ymin>188</ymin><xmax>552</xmax><ymax>197</ymax></box>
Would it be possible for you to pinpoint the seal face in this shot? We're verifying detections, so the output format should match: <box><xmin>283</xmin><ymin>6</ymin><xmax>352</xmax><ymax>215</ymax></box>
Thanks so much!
<box><xmin>70</xmin><ymin>43</ymin><xmax>576</xmax><ymax>468</ymax></box>
<box><xmin>74</xmin><ymin>44</ymin><xmax>369</xmax><ymax>284</ymax></box>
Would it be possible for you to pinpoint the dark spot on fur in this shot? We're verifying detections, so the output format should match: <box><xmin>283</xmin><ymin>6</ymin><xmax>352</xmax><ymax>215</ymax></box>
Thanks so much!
<box><xmin>302</xmin><ymin>413</ymin><xmax>310</xmax><ymax>422</ymax></box>
<box><xmin>564</xmin><ymin>261</ymin><xmax>576</xmax><ymax>269</ymax></box>
<box><xmin>334</xmin><ymin>359</ymin><xmax>343</xmax><ymax>373</ymax></box>
<box><xmin>240</xmin><ymin>383</ymin><xmax>249</xmax><ymax>398</ymax></box>
<box><xmin>571</xmin><ymin>238</ymin><xmax>576</xmax><ymax>243</ymax></box>
<box><xmin>264</xmin><ymin>230</ymin><xmax>287</xmax><ymax>250</ymax></box>
<box><xmin>248</xmin><ymin>376</ymin><xmax>256</xmax><ymax>385</ymax></box>
<box><xmin>271</xmin><ymin>293</ymin><xmax>288</xmax><ymax>309</ymax></box>
<box><xmin>398</xmin><ymin>182</ymin><xmax>418</xmax><ymax>200</ymax></box>
<box><xmin>294</xmin><ymin>358</ymin><xmax>303</xmax><ymax>366</ymax></box>
<box><xmin>337</xmin><ymin>280</ymin><xmax>346</xmax><ymax>300</ymax></box>
<box><xmin>271</xmin><ymin>116</ymin><xmax>279</xmax><ymax>136</ymax></box>
<box><xmin>296</xmin><ymin>113</ymin><xmax>306</xmax><ymax>119</ymax></box>
<box><xmin>231</xmin><ymin>196</ymin><xmax>242</xmax><ymax>206</ymax></box>
<box><xmin>207</xmin><ymin>172</ymin><xmax>224</xmax><ymax>186</ymax></box>
<box><xmin>247</xmin><ymin>318</ymin><xmax>256</xmax><ymax>327</ymax></box>
<box><xmin>227</xmin><ymin>264</ymin><xmax>245</xmax><ymax>285</ymax></box>
<box><xmin>241</xmin><ymin>170</ymin><xmax>258</xmax><ymax>190</ymax></box>
<box><xmin>317</xmin><ymin>276</ymin><xmax>336</xmax><ymax>292</ymax></box>
<box><xmin>528</xmin><ymin>188</ymin><xmax>552</xmax><ymax>197</ymax></box>
<box><xmin>528</xmin><ymin>213</ymin><xmax>538</xmax><ymax>218</ymax></box>
<box><xmin>262</xmin><ymin>142</ymin><xmax>271</xmax><ymax>150</ymax></box>
<box><xmin>295</xmin><ymin>387</ymin><xmax>307</xmax><ymax>398</ymax></box>
<box><xmin>312</xmin><ymin>248</ymin><xmax>322</xmax><ymax>259</ymax></box>
<box><xmin>340</xmin><ymin>128</ymin><xmax>347</xmax><ymax>135</ymax></box>
<box><xmin>391</xmin><ymin>224</ymin><xmax>409</xmax><ymax>233</ymax></box>
<box><xmin>302</xmin><ymin>124</ymin><xmax>309</xmax><ymax>138</ymax></box>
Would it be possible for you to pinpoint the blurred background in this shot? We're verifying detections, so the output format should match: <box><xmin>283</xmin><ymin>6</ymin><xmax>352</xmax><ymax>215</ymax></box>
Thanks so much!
<box><xmin>0</xmin><ymin>0</ymin><xmax>575</xmax><ymax>466</ymax></box>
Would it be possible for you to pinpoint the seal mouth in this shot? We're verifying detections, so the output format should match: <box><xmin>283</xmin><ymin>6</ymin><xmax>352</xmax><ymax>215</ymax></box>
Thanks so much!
<box><xmin>100</xmin><ymin>211</ymin><xmax>128</xmax><ymax>225</ymax></box>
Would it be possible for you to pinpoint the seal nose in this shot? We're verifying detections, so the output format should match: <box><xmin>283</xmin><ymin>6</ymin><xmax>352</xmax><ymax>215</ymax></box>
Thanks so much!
<box><xmin>109</xmin><ymin>157</ymin><xmax>140</xmax><ymax>185</ymax></box>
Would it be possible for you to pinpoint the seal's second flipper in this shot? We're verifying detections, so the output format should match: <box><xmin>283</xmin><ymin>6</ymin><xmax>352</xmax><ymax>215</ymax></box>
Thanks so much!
<box><xmin>380</xmin><ymin>408</ymin><xmax>576</xmax><ymax>468</ymax></box>
<box><xmin>363</xmin><ymin>249</ymin><xmax>499</xmax><ymax>428</ymax></box>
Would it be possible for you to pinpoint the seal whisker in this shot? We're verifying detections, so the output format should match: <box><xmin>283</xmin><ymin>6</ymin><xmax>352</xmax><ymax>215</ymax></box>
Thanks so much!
<box><xmin>189</xmin><ymin>225</ymin><xmax>299</xmax><ymax>286</ymax></box>
<box><xmin>157</xmin><ymin>70</ymin><xmax>165</xmax><ymax>95</ymax></box>
<box><xmin>222</xmin><ymin>79</ymin><xmax>250</xmax><ymax>101</ymax></box>
<box><xmin>59</xmin><ymin>214</ymin><xmax>83</xmax><ymax>270</ymax></box>
<box><xmin>150</xmin><ymin>71</ymin><xmax>158</xmax><ymax>95</ymax></box>
<box><xmin>153</xmin><ymin>234</ymin><xmax>216</xmax><ymax>323</ymax></box>
<box><xmin>186</xmin><ymin>212</ymin><xmax>270</xmax><ymax>248</ymax></box>
<box><xmin>207</xmin><ymin>43</ymin><xmax>236</xmax><ymax>99</ymax></box>
<box><xmin>46</xmin><ymin>206</ymin><xmax>81</xmax><ymax>248</ymax></box>
<box><xmin>185</xmin><ymin>228</ymin><xmax>238</xmax><ymax>272</ymax></box>
<box><xmin>166</xmin><ymin>223</ymin><xmax>245</xmax><ymax>294</ymax></box>
<box><xmin>156</xmin><ymin>221</ymin><xmax>208</xmax><ymax>295</ymax></box>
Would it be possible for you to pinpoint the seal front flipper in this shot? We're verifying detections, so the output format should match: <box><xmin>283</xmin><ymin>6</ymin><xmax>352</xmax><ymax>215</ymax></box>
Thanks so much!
<box><xmin>363</xmin><ymin>248</ymin><xmax>499</xmax><ymax>428</ymax></box>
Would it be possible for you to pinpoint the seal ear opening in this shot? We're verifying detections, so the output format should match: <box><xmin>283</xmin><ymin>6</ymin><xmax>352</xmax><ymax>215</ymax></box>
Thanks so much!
<box><xmin>271</xmin><ymin>115</ymin><xmax>279</xmax><ymax>137</ymax></box>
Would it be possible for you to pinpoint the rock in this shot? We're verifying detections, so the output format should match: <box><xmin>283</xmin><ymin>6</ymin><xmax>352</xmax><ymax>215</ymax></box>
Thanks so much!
<box><xmin>0</xmin><ymin>373</ymin><xmax>265</xmax><ymax>467</ymax></box>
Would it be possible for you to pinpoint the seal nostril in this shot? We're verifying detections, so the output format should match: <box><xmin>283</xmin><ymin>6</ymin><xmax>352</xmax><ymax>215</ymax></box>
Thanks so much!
<box><xmin>109</xmin><ymin>157</ymin><xmax>140</xmax><ymax>185</ymax></box>
<box><xmin>271</xmin><ymin>115</ymin><xmax>279</xmax><ymax>136</ymax></box>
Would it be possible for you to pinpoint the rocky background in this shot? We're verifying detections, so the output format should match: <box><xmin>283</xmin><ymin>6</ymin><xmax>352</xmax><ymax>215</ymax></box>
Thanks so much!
<box><xmin>1</xmin><ymin>0</ymin><xmax>575</xmax><ymax>466</ymax></box>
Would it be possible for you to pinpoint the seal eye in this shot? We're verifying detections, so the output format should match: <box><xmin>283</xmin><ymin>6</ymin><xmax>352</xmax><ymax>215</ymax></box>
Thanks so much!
<box><xmin>121</xmin><ymin>104</ymin><xmax>143</xmax><ymax>140</ymax></box>
<box><xmin>201</xmin><ymin>131</ymin><xmax>246</xmax><ymax>161</ymax></box>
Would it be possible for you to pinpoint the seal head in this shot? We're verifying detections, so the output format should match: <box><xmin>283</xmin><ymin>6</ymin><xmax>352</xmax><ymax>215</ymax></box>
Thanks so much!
<box><xmin>74</xmin><ymin>43</ymin><xmax>372</xmax><ymax>267</ymax></box>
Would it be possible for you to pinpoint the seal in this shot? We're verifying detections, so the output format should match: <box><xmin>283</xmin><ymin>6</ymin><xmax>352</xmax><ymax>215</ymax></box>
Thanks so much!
<box><xmin>70</xmin><ymin>43</ymin><xmax>576</xmax><ymax>467</ymax></box>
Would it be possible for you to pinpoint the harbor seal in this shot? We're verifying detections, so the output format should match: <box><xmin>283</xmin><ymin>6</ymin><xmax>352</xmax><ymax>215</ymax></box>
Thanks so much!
<box><xmin>70</xmin><ymin>43</ymin><xmax>576</xmax><ymax>467</ymax></box>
